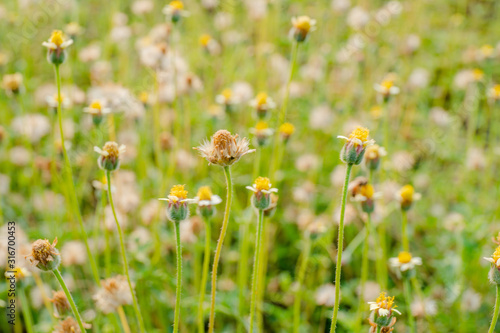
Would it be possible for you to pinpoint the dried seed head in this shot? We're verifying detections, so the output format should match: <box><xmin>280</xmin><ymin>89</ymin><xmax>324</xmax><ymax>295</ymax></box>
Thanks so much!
<box><xmin>53</xmin><ymin>317</ymin><xmax>81</xmax><ymax>333</ymax></box>
<box><xmin>26</xmin><ymin>238</ymin><xmax>60</xmax><ymax>271</ymax></box>
<box><xmin>51</xmin><ymin>290</ymin><xmax>70</xmax><ymax>315</ymax></box>
<box><xmin>194</xmin><ymin>129</ymin><xmax>255</xmax><ymax>166</ymax></box>
<box><xmin>93</xmin><ymin>275</ymin><xmax>133</xmax><ymax>314</ymax></box>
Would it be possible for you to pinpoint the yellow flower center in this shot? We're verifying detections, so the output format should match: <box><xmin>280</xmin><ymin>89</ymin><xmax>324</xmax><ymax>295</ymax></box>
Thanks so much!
<box><xmin>365</xmin><ymin>144</ymin><xmax>380</xmax><ymax>159</ymax></box>
<box><xmin>473</xmin><ymin>68</ymin><xmax>484</xmax><ymax>81</ymax></box>
<box><xmin>381</xmin><ymin>79</ymin><xmax>394</xmax><ymax>90</ymax></box>
<box><xmin>254</xmin><ymin>177</ymin><xmax>271</xmax><ymax>191</ymax></box>
<box><xmin>197</xmin><ymin>186</ymin><xmax>212</xmax><ymax>201</ymax></box>
<box><xmin>139</xmin><ymin>92</ymin><xmax>149</xmax><ymax>103</ymax></box>
<box><xmin>103</xmin><ymin>142</ymin><xmax>120</xmax><ymax>158</ymax></box>
<box><xmin>200</xmin><ymin>34</ymin><xmax>211</xmax><ymax>46</ymax></box>
<box><xmin>170</xmin><ymin>184</ymin><xmax>188</xmax><ymax>199</ymax></box>
<box><xmin>294</xmin><ymin>16</ymin><xmax>312</xmax><ymax>32</ymax></box>
<box><xmin>400</xmin><ymin>185</ymin><xmax>414</xmax><ymax>202</ymax></box>
<box><xmin>255</xmin><ymin>92</ymin><xmax>268</xmax><ymax>106</ymax></box>
<box><xmin>492</xmin><ymin>85</ymin><xmax>500</xmax><ymax>98</ymax></box>
<box><xmin>375</xmin><ymin>292</ymin><xmax>396</xmax><ymax>310</ymax></box>
<box><xmin>398</xmin><ymin>251</ymin><xmax>413</xmax><ymax>263</ymax></box>
<box><xmin>279</xmin><ymin>122</ymin><xmax>295</xmax><ymax>136</ymax></box>
<box><xmin>255</xmin><ymin>121</ymin><xmax>269</xmax><ymax>131</ymax></box>
<box><xmin>481</xmin><ymin>44</ymin><xmax>494</xmax><ymax>57</ymax></box>
<box><xmin>360</xmin><ymin>184</ymin><xmax>374</xmax><ymax>199</ymax></box>
<box><xmin>90</xmin><ymin>101</ymin><xmax>102</xmax><ymax>110</ymax></box>
<box><xmin>221</xmin><ymin>89</ymin><xmax>232</xmax><ymax>100</ymax></box>
<box><xmin>370</xmin><ymin>105</ymin><xmax>382</xmax><ymax>118</ymax></box>
<box><xmin>170</xmin><ymin>0</ymin><xmax>184</xmax><ymax>10</ymax></box>
<box><xmin>492</xmin><ymin>246</ymin><xmax>500</xmax><ymax>263</ymax></box>
<box><xmin>50</xmin><ymin>30</ymin><xmax>64</xmax><ymax>46</ymax></box>
<box><xmin>348</xmin><ymin>126</ymin><xmax>369</xmax><ymax>142</ymax></box>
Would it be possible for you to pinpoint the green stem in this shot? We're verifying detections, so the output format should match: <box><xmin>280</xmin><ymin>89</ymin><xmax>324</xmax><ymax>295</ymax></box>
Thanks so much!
<box><xmin>208</xmin><ymin>166</ymin><xmax>233</xmax><ymax>333</ymax></box>
<box><xmin>54</xmin><ymin>65</ymin><xmax>100</xmax><ymax>286</ymax></box>
<box><xmin>488</xmin><ymin>285</ymin><xmax>500</xmax><ymax>333</ymax></box>
<box><xmin>355</xmin><ymin>213</ymin><xmax>371</xmax><ymax>331</ymax></box>
<box><xmin>376</xmin><ymin>221</ymin><xmax>388</xmax><ymax>290</ymax></box>
<box><xmin>174</xmin><ymin>221</ymin><xmax>182</xmax><ymax>333</ymax></box>
<box><xmin>330</xmin><ymin>163</ymin><xmax>353</xmax><ymax>333</ymax></box>
<box><xmin>237</xmin><ymin>221</ymin><xmax>251</xmax><ymax>333</ymax></box>
<box><xmin>19</xmin><ymin>285</ymin><xmax>34</xmax><ymax>333</ymax></box>
<box><xmin>106</xmin><ymin>171</ymin><xmax>146</xmax><ymax>333</ymax></box>
<box><xmin>403</xmin><ymin>276</ymin><xmax>416</xmax><ymax>333</ymax></box>
<box><xmin>52</xmin><ymin>268</ymin><xmax>86</xmax><ymax>333</ymax></box>
<box><xmin>402</xmin><ymin>210</ymin><xmax>409</xmax><ymax>252</ymax></box>
<box><xmin>249</xmin><ymin>209</ymin><xmax>265</xmax><ymax>332</ymax></box>
<box><xmin>293</xmin><ymin>233</ymin><xmax>311</xmax><ymax>333</ymax></box>
<box><xmin>198</xmin><ymin>218</ymin><xmax>212</xmax><ymax>333</ymax></box>
<box><xmin>376</xmin><ymin>326</ymin><xmax>382</xmax><ymax>333</ymax></box>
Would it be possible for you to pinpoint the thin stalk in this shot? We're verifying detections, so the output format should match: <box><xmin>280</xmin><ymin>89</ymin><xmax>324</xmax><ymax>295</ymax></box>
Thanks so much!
<box><xmin>54</xmin><ymin>65</ymin><xmax>100</xmax><ymax>285</ymax></box>
<box><xmin>198</xmin><ymin>218</ymin><xmax>212</xmax><ymax>333</ymax></box>
<box><xmin>293</xmin><ymin>233</ymin><xmax>311</xmax><ymax>333</ymax></box>
<box><xmin>52</xmin><ymin>268</ymin><xmax>86</xmax><ymax>333</ymax></box>
<box><xmin>402</xmin><ymin>210</ymin><xmax>409</xmax><ymax>252</ymax></box>
<box><xmin>376</xmin><ymin>221</ymin><xmax>388</xmax><ymax>290</ymax></box>
<box><xmin>208</xmin><ymin>166</ymin><xmax>233</xmax><ymax>333</ymax></box>
<box><xmin>355</xmin><ymin>213</ymin><xmax>371</xmax><ymax>331</ymax></box>
<box><xmin>237</xmin><ymin>220</ymin><xmax>251</xmax><ymax>333</ymax></box>
<box><xmin>173</xmin><ymin>221</ymin><xmax>182</xmax><ymax>333</ymax></box>
<box><xmin>249</xmin><ymin>209</ymin><xmax>265</xmax><ymax>332</ymax></box>
<box><xmin>403</xmin><ymin>277</ymin><xmax>416</xmax><ymax>333</ymax></box>
<box><xmin>330</xmin><ymin>163</ymin><xmax>353</xmax><ymax>333</ymax></box>
<box><xmin>376</xmin><ymin>326</ymin><xmax>382</xmax><ymax>333</ymax></box>
<box><xmin>489</xmin><ymin>285</ymin><xmax>500</xmax><ymax>333</ymax></box>
<box><xmin>106</xmin><ymin>171</ymin><xmax>146</xmax><ymax>333</ymax></box>
<box><xmin>117</xmin><ymin>306</ymin><xmax>131</xmax><ymax>333</ymax></box>
<box><xmin>19</xmin><ymin>285</ymin><xmax>34</xmax><ymax>333</ymax></box>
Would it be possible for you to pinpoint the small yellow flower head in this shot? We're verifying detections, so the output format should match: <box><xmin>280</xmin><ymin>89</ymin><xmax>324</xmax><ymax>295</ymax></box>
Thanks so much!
<box><xmin>5</xmin><ymin>267</ymin><xmax>30</xmax><ymax>281</ymax></box>
<box><xmin>398</xmin><ymin>251</ymin><xmax>412</xmax><ymax>264</ymax></box>
<box><xmin>255</xmin><ymin>177</ymin><xmax>271</xmax><ymax>191</ymax></box>
<box><xmin>197</xmin><ymin>186</ymin><xmax>213</xmax><ymax>201</ymax></box>
<box><xmin>194</xmin><ymin>129</ymin><xmax>255</xmax><ymax>166</ymax></box>
<box><xmin>247</xmin><ymin>177</ymin><xmax>278</xmax><ymax>210</ymax></box>
<box><xmin>374</xmin><ymin>75</ymin><xmax>400</xmax><ymax>100</ymax></box>
<box><xmin>368</xmin><ymin>292</ymin><xmax>401</xmax><ymax>326</ymax></box>
<box><xmin>162</xmin><ymin>185</ymin><xmax>193</xmax><ymax>222</ymax></box>
<box><xmin>250</xmin><ymin>92</ymin><xmax>276</xmax><ymax>117</ymax></box>
<box><xmin>252</xmin><ymin>121</ymin><xmax>273</xmax><ymax>146</ymax></box>
<box><xmin>398</xmin><ymin>184</ymin><xmax>421</xmax><ymax>211</ymax></box>
<box><xmin>291</xmin><ymin>16</ymin><xmax>317</xmax><ymax>42</ymax></box>
<box><xmin>365</xmin><ymin>144</ymin><xmax>387</xmax><ymax>171</ymax></box>
<box><xmin>256</xmin><ymin>92</ymin><xmax>268</xmax><ymax>107</ymax></box>
<box><xmin>42</xmin><ymin>30</ymin><xmax>73</xmax><ymax>65</ymax></box>
<box><xmin>90</xmin><ymin>101</ymin><xmax>102</xmax><ymax>111</ymax></box>
<box><xmin>338</xmin><ymin>126</ymin><xmax>375</xmax><ymax>165</ymax></box>
<box><xmin>170</xmin><ymin>0</ymin><xmax>184</xmax><ymax>10</ymax></box>
<box><xmin>480</xmin><ymin>44</ymin><xmax>495</xmax><ymax>58</ymax></box>
<box><xmin>486</xmin><ymin>246</ymin><xmax>500</xmax><ymax>284</ymax></box>
<box><xmin>472</xmin><ymin>68</ymin><xmax>484</xmax><ymax>82</ymax></box>
<box><xmin>94</xmin><ymin>142</ymin><xmax>126</xmax><ymax>172</ymax></box>
<box><xmin>222</xmin><ymin>89</ymin><xmax>232</xmax><ymax>100</ymax></box>
<box><xmin>200</xmin><ymin>34</ymin><xmax>212</xmax><ymax>47</ymax></box>
<box><xmin>164</xmin><ymin>0</ymin><xmax>188</xmax><ymax>23</ymax></box>
<box><xmin>25</xmin><ymin>238</ymin><xmax>61</xmax><ymax>271</ymax></box>
<box><xmin>139</xmin><ymin>92</ymin><xmax>149</xmax><ymax>104</ymax></box>
<box><xmin>279</xmin><ymin>122</ymin><xmax>295</xmax><ymax>141</ymax></box>
<box><xmin>489</xmin><ymin>85</ymin><xmax>500</xmax><ymax>101</ymax></box>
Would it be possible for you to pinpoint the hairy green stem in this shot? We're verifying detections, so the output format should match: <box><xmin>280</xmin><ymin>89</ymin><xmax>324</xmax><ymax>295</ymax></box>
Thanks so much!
<box><xmin>488</xmin><ymin>285</ymin><xmax>500</xmax><ymax>333</ymax></box>
<box><xmin>173</xmin><ymin>221</ymin><xmax>182</xmax><ymax>333</ymax></box>
<box><xmin>355</xmin><ymin>213</ymin><xmax>371</xmax><ymax>331</ymax></box>
<box><xmin>293</xmin><ymin>233</ymin><xmax>311</xmax><ymax>333</ymax></box>
<box><xmin>106</xmin><ymin>171</ymin><xmax>146</xmax><ymax>333</ymax></box>
<box><xmin>249</xmin><ymin>209</ymin><xmax>265</xmax><ymax>332</ymax></box>
<box><xmin>198</xmin><ymin>218</ymin><xmax>211</xmax><ymax>333</ymax></box>
<box><xmin>330</xmin><ymin>163</ymin><xmax>353</xmax><ymax>333</ymax></box>
<box><xmin>403</xmin><ymin>276</ymin><xmax>416</xmax><ymax>333</ymax></box>
<box><xmin>208</xmin><ymin>166</ymin><xmax>232</xmax><ymax>333</ymax></box>
<box><xmin>53</xmin><ymin>268</ymin><xmax>86</xmax><ymax>333</ymax></box>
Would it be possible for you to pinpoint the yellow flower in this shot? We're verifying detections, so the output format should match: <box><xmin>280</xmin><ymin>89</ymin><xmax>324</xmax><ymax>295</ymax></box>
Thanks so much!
<box><xmin>485</xmin><ymin>246</ymin><xmax>500</xmax><ymax>267</ymax></box>
<box><xmin>256</xmin><ymin>92</ymin><xmax>268</xmax><ymax>106</ymax></box>
<box><xmin>480</xmin><ymin>44</ymin><xmax>494</xmax><ymax>58</ymax></box>
<box><xmin>197</xmin><ymin>186</ymin><xmax>213</xmax><ymax>201</ymax></box>
<box><xmin>50</xmin><ymin>30</ymin><xmax>64</xmax><ymax>46</ymax></box>
<box><xmin>170</xmin><ymin>0</ymin><xmax>184</xmax><ymax>10</ymax></box>
<box><xmin>170</xmin><ymin>184</ymin><xmax>188</xmax><ymax>200</ymax></box>
<box><xmin>200</xmin><ymin>34</ymin><xmax>211</xmax><ymax>47</ymax></box>
<box><xmin>255</xmin><ymin>121</ymin><xmax>268</xmax><ymax>131</ymax></box>
<box><xmin>472</xmin><ymin>68</ymin><xmax>484</xmax><ymax>81</ymax></box>
<box><xmin>398</xmin><ymin>251</ymin><xmax>412</xmax><ymax>263</ymax></box>
<box><xmin>489</xmin><ymin>85</ymin><xmax>500</xmax><ymax>100</ymax></box>
<box><xmin>280</xmin><ymin>122</ymin><xmax>295</xmax><ymax>136</ymax></box>
<box><xmin>42</xmin><ymin>30</ymin><xmax>73</xmax><ymax>50</ymax></box>
<box><xmin>255</xmin><ymin>177</ymin><xmax>271</xmax><ymax>191</ymax></box>
<box><xmin>368</xmin><ymin>292</ymin><xmax>401</xmax><ymax>317</ymax></box>
<box><xmin>349</xmin><ymin>127</ymin><xmax>369</xmax><ymax>143</ymax></box>
<box><xmin>360</xmin><ymin>184</ymin><xmax>374</xmax><ymax>199</ymax></box>
<box><xmin>290</xmin><ymin>16</ymin><xmax>316</xmax><ymax>42</ymax></box>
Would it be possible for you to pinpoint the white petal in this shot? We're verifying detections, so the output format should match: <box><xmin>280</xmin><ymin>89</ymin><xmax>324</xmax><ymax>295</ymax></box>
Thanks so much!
<box><xmin>337</xmin><ymin>136</ymin><xmax>349</xmax><ymax>140</ymax></box>
<box><xmin>211</xmin><ymin>195</ymin><xmax>223</xmax><ymax>205</ymax></box>
<box><xmin>484</xmin><ymin>257</ymin><xmax>495</xmax><ymax>263</ymax></box>
<box><xmin>246</xmin><ymin>186</ymin><xmax>258</xmax><ymax>192</ymax></box>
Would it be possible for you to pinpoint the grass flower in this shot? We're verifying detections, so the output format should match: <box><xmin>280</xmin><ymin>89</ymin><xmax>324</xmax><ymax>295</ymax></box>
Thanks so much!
<box><xmin>338</xmin><ymin>126</ymin><xmax>374</xmax><ymax>165</ymax></box>
<box><xmin>374</xmin><ymin>77</ymin><xmax>400</xmax><ymax>101</ymax></box>
<box><xmin>215</xmin><ymin>88</ymin><xmax>239</xmax><ymax>111</ymax></box>
<box><xmin>42</xmin><ymin>30</ymin><xmax>73</xmax><ymax>65</ymax></box>
<box><xmin>365</xmin><ymin>144</ymin><xmax>387</xmax><ymax>171</ymax></box>
<box><xmin>84</xmin><ymin>100</ymin><xmax>112</xmax><ymax>126</ymax></box>
<box><xmin>2</xmin><ymin>73</ymin><xmax>24</xmax><ymax>96</ymax></box>
<box><xmin>389</xmin><ymin>251</ymin><xmax>422</xmax><ymax>273</ymax></box>
<box><xmin>250</xmin><ymin>92</ymin><xmax>276</xmax><ymax>118</ymax></box>
<box><xmin>94</xmin><ymin>141</ymin><xmax>126</xmax><ymax>172</ymax></box>
<box><xmin>368</xmin><ymin>292</ymin><xmax>400</xmax><ymax>332</ymax></box>
<box><xmin>51</xmin><ymin>290</ymin><xmax>71</xmax><ymax>316</ymax></box>
<box><xmin>194</xmin><ymin>185</ymin><xmax>222</xmax><ymax>218</ymax></box>
<box><xmin>397</xmin><ymin>184</ymin><xmax>421</xmax><ymax>211</ymax></box>
<box><xmin>250</xmin><ymin>121</ymin><xmax>274</xmax><ymax>147</ymax></box>
<box><xmin>279</xmin><ymin>122</ymin><xmax>295</xmax><ymax>142</ymax></box>
<box><xmin>194</xmin><ymin>129</ymin><xmax>255</xmax><ymax>166</ymax></box>
<box><xmin>290</xmin><ymin>16</ymin><xmax>317</xmax><ymax>42</ymax></box>
<box><xmin>488</xmin><ymin>84</ymin><xmax>500</xmax><ymax>102</ymax></box>
<box><xmin>163</xmin><ymin>0</ymin><xmax>189</xmax><ymax>23</ymax></box>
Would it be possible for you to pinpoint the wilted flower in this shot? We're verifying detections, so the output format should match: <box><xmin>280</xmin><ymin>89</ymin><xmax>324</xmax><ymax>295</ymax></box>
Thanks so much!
<box><xmin>250</xmin><ymin>121</ymin><xmax>273</xmax><ymax>147</ymax></box>
<box><xmin>51</xmin><ymin>290</ymin><xmax>70</xmax><ymax>315</ymax></box>
<box><xmin>159</xmin><ymin>185</ymin><xmax>195</xmax><ymax>222</ymax></box>
<box><xmin>365</xmin><ymin>144</ymin><xmax>387</xmax><ymax>171</ymax></box>
<box><xmin>94</xmin><ymin>142</ymin><xmax>126</xmax><ymax>172</ymax></box>
<box><xmin>42</xmin><ymin>30</ymin><xmax>73</xmax><ymax>65</ymax></box>
<box><xmin>290</xmin><ymin>16</ymin><xmax>316</xmax><ymax>42</ymax></box>
<box><xmin>2</xmin><ymin>73</ymin><xmax>24</xmax><ymax>96</ymax></box>
<box><xmin>397</xmin><ymin>185</ymin><xmax>421</xmax><ymax>211</ymax></box>
<box><xmin>25</xmin><ymin>238</ymin><xmax>61</xmax><ymax>271</ymax></box>
<box><xmin>163</xmin><ymin>1</ymin><xmax>189</xmax><ymax>23</ymax></box>
<box><xmin>389</xmin><ymin>251</ymin><xmax>422</xmax><ymax>273</ymax></box>
<box><xmin>194</xmin><ymin>186</ymin><xmax>222</xmax><ymax>218</ymax></box>
<box><xmin>246</xmin><ymin>177</ymin><xmax>278</xmax><ymax>210</ymax></box>
<box><xmin>194</xmin><ymin>129</ymin><xmax>255</xmax><ymax>166</ymax></box>
<box><xmin>279</xmin><ymin>122</ymin><xmax>295</xmax><ymax>142</ymax></box>
<box><xmin>83</xmin><ymin>100</ymin><xmax>112</xmax><ymax>126</ymax></box>
<box><xmin>338</xmin><ymin>126</ymin><xmax>374</xmax><ymax>165</ymax></box>
<box><xmin>53</xmin><ymin>317</ymin><xmax>84</xmax><ymax>333</ymax></box>
<box><xmin>93</xmin><ymin>275</ymin><xmax>132</xmax><ymax>314</ymax></box>
<box><xmin>368</xmin><ymin>292</ymin><xmax>400</xmax><ymax>330</ymax></box>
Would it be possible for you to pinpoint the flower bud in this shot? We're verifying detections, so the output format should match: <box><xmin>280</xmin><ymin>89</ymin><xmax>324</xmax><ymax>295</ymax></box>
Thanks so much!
<box><xmin>42</xmin><ymin>30</ymin><xmax>73</xmax><ymax>66</ymax></box>
<box><xmin>195</xmin><ymin>186</ymin><xmax>222</xmax><ymax>219</ymax></box>
<box><xmin>365</xmin><ymin>144</ymin><xmax>387</xmax><ymax>171</ymax></box>
<box><xmin>94</xmin><ymin>142</ymin><xmax>126</xmax><ymax>172</ymax></box>
<box><xmin>279</xmin><ymin>122</ymin><xmax>295</xmax><ymax>143</ymax></box>
<box><xmin>397</xmin><ymin>185</ymin><xmax>421</xmax><ymax>211</ymax></box>
<box><xmin>338</xmin><ymin>127</ymin><xmax>374</xmax><ymax>165</ymax></box>
<box><xmin>290</xmin><ymin>16</ymin><xmax>316</xmax><ymax>42</ymax></box>
<box><xmin>160</xmin><ymin>185</ymin><xmax>195</xmax><ymax>223</ymax></box>
<box><xmin>247</xmin><ymin>177</ymin><xmax>278</xmax><ymax>210</ymax></box>
<box><xmin>251</xmin><ymin>121</ymin><xmax>273</xmax><ymax>147</ymax></box>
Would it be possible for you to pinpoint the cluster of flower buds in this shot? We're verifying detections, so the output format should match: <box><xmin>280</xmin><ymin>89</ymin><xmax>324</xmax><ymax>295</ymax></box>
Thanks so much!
<box><xmin>338</xmin><ymin>126</ymin><xmax>374</xmax><ymax>165</ymax></box>
<box><xmin>246</xmin><ymin>177</ymin><xmax>278</xmax><ymax>210</ymax></box>
<box><xmin>160</xmin><ymin>185</ymin><xmax>195</xmax><ymax>223</ymax></box>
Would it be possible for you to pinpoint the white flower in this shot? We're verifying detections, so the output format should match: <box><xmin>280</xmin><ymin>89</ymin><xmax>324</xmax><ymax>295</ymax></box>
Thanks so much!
<box><xmin>94</xmin><ymin>144</ymin><xmax>126</xmax><ymax>157</ymax></box>
<box><xmin>389</xmin><ymin>251</ymin><xmax>422</xmax><ymax>271</ymax></box>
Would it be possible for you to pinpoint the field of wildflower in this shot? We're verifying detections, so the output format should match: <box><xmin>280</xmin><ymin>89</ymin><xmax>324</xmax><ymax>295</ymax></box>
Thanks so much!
<box><xmin>1</xmin><ymin>0</ymin><xmax>500</xmax><ymax>332</ymax></box>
